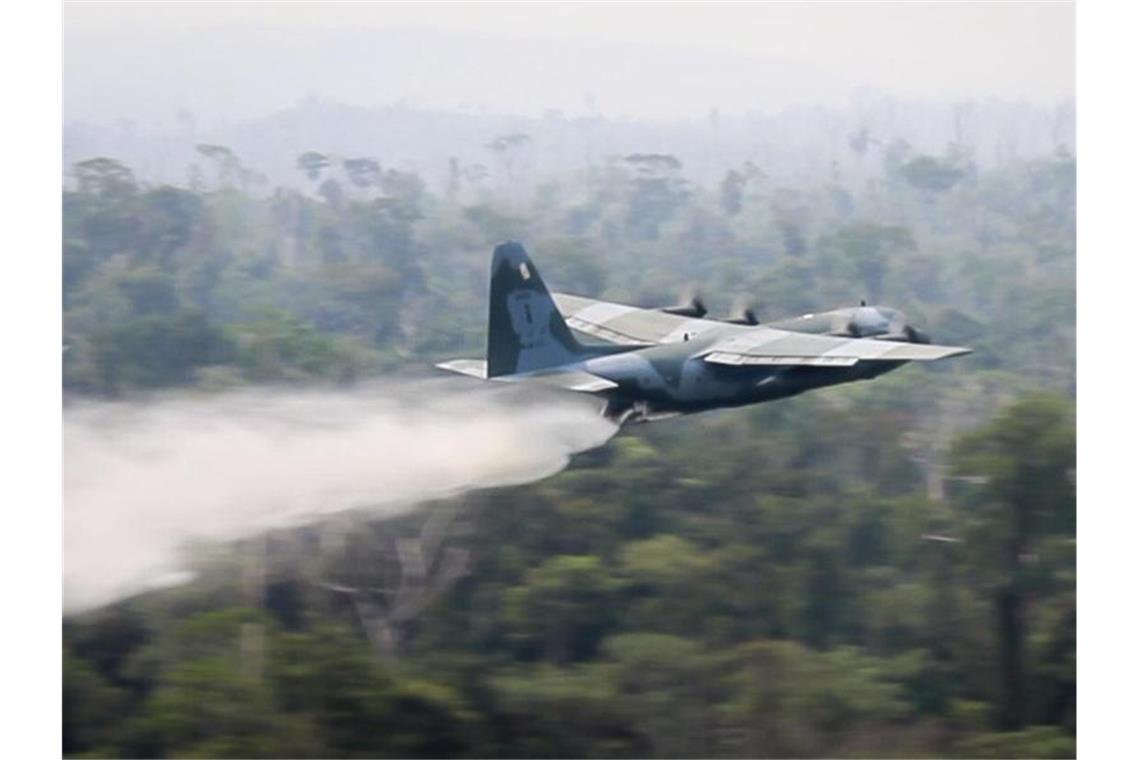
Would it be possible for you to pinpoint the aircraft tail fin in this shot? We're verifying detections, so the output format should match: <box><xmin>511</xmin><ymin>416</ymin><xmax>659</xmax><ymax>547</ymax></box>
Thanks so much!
<box><xmin>486</xmin><ymin>241</ymin><xmax>586</xmax><ymax>377</ymax></box>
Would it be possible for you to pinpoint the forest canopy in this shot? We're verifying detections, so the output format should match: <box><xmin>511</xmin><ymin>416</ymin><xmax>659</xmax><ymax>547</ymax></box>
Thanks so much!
<box><xmin>63</xmin><ymin>107</ymin><xmax>1075</xmax><ymax>758</ymax></box>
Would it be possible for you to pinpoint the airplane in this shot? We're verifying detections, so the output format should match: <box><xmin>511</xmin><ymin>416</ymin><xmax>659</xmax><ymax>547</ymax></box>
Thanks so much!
<box><xmin>437</xmin><ymin>241</ymin><xmax>970</xmax><ymax>424</ymax></box>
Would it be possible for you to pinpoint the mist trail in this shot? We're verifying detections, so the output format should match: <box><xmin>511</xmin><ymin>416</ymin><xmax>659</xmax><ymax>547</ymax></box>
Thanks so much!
<box><xmin>64</xmin><ymin>379</ymin><xmax>617</xmax><ymax>614</ymax></box>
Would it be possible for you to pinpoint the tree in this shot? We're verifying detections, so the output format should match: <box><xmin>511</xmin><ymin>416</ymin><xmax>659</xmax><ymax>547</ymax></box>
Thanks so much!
<box><xmin>769</xmin><ymin>188</ymin><xmax>812</xmax><ymax>258</ymax></box>
<box><xmin>822</xmin><ymin>222</ymin><xmax>916</xmax><ymax>303</ymax></box>
<box><xmin>951</xmin><ymin>394</ymin><xmax>1075</xmax><ymax>730</ymax></box>
<box><xmin>91</xmin><ymin>309</ymin><xmax>233</xmax><ymax>393</ymax></box>
<box><xmin>485</xmin><ymin>132</ymin><xmax>531</xmax><ymax>183</ymax></box>
<box><xmin>618</xmin><ymin>535</ymin><xmax>715</xmax><ymax>634</ymax></box>
<box><xmin>489</xmin><ymin>665</ymin><xmax>645</xmax><ymax>757</ymax></box>
<box><xmin>74</xmin><ymin>157</ymin><xmax>137</xmax><ymax>198</ymax></box>
<box><xmin>342</xmin><ymin>157</ymin><xmax>382</xmax><ymax>189</ymax></box>
<box><xmin>601</xmin><ymin>633</ymin><xmax>716</xmax><ymax>756</ymax></box>
<box><xmin>317</xmin><ymin>177</ymin><xmax>344</xmax><ymax>208</ymax></box>
<box><xmin>296</xmin><ymin>151</ymin><xmax>331</xmax><ymax>182</ymax></box>
<box><xmin>722</xmin><ymin>640</ymin><xmax>906</xmax><ymax>757</ymax></box>
<box><xmin>136</xmin><ymin>186</ymin><xmax>204</xmax><ymax>265</ymax></box>
<box><xmin>504</xmin><ymin>555</ymin><xmax>619</xmax><ymax>663</ymax></box>
<box><xmin>270</xmin><ymin>625</ymin><xmax>473</xmax><ymax>756</ymax></box>
<box><xmin>195</xmin><ymin>144</ymin><xmax>242</xmax><ymax>189</ymax></box>
<box><xmin>132</xmin><ymin>656</ymin><xmax>320</xmax><ymax>758</ymax></box>
<box><xmin>719</xmin><ymin>169</ymin><xmax>747</xmax><ymax>216</ymax></box>
<box><xmin>622</xmin><ymin>153</ymin><xmax>690</xmax><ymax>241</ymax></box>
<box><xmin>63</xmin><ymin>650</ymin><xmax>128</xmax><ymax>754</ymax></box>
<box><xmin>229</xmin><ymin>309</ymin><xmax>358</xmax><ymax>383</ymax></box>
<box><xmin>900</xmin><ymin>155</ymin><xmax>966</xmax><ymax>194</ymax></box>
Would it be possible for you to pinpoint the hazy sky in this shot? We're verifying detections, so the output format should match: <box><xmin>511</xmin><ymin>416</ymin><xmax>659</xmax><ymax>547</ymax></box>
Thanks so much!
<box><xmin>65</xmin><ymin>1</ymin><xmax>1074</xmax><ymax>125</ymax></box>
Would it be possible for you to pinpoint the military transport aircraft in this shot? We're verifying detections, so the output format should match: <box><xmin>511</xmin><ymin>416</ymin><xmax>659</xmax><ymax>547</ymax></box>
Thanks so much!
<box><xmin>438</xmin><ymin>242</ymin><xmax>970</xmax><ymax>424</ymax></box>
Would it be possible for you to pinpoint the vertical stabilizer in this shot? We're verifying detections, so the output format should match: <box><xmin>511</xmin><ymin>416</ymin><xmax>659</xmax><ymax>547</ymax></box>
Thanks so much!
<box><xmin>487</xmin><ymin>241</ymin><xmax>584</xmax><ymax>377</ymax></box>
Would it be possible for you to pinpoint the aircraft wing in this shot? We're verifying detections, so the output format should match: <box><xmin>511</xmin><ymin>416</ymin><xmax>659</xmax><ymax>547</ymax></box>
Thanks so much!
<box><xmin>553</xmin><ymin>293</ymin><xmax>741</xmax><ymax>345</ymax></box>
<box><xmin>701</xmin><ymin>328</ymin><xmax>971</xmax><ymax>366</ymax></box>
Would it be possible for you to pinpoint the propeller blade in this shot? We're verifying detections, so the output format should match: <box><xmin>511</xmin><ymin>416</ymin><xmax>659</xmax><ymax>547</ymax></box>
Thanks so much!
<box><xmin>660</xmin><ymin>291</ymin><xmax>707</xmax><ymax>318</ymax></box>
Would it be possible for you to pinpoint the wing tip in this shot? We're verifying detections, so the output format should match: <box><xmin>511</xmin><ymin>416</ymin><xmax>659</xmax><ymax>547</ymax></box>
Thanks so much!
<box><xmin>932</xmin><ymin>345</ymin><xmax>973</xmax><ymax>360</ymax></box>
<box><xmin>870</xmin><ymin>342</ymin><xmax>973</xmax><ymax>361</ymax></box>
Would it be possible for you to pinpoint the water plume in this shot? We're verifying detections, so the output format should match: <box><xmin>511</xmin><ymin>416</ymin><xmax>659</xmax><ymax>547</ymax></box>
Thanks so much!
<box><xmin>64</xmin><ymin>379</ymin><xmax>616</xmax><ymax>613</ymax></box>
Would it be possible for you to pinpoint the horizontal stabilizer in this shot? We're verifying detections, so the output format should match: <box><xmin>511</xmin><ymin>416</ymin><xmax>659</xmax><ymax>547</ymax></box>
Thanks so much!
<box><xmin>436</xmin><ymin>359</ymin><xmax>616</xmax><ymax>394</ymax></box>
<box><xmin>522</xmin><ymin>368</ymin><xmax>618</xmax><ymax>393</ymax></box>
<box><xmin>435</xmin><ymin>359</ymin><xmax>488</xmax><ymax>378</ymax></box>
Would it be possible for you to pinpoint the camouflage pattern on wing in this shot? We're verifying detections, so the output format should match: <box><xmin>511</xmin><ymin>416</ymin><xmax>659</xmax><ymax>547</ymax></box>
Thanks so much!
<box><xmin>553</xmin><ymin>293</ymin><xmax>746</xmax><ymax>345</ymax></box>
<box><xmin>552</xmin><ymin>293</ymin><xmax>969</xmax><ymax>365</ymax></box>
<box><xmin>701</xmin><ymin>329</ymin><xmax>970</xmax><ymax>366</ymax></box>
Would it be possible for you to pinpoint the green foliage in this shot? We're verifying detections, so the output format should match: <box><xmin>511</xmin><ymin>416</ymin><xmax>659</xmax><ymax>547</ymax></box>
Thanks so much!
<box><xmin>130</xmin><ymin>656</ymin><xmax>319</xmax><ymax>758</ymax></box>
<box><xmin>91</xmin><ymin>309</ymin><xmax>233</xmax><ymax>393</ymax></box>
<box><xmin>63</xmin><ymin>389</ymin><xmax>1076</xmax><ymax>757</ymax></box>
<box><xmin>950</xmin><ymin>393</ymin><xmax>1075</xmax><ymax>731</ymax></box>
<box><xmin>900</xmin><ymin>155</ymin><xmax>966</xmax><ymax>193</ymax></box>
<box><xmin>63</xmin><ymin>142</ymin><xmax>1074</xmax><ymax>756</ymax></box>
<box><xmin>954</xmin><ymin>725</ymin><xmax>1075</xmax><ymax>759</ymax></box>
<box><xmin>821</xmin><ymin>222</ymin><xmax>916</xmax><ymax>302</ymax></box>
<box><xmin>504</xmin><ymin>555</ymin><xmax>620</xmax><ymax>663</ymax></box>
<box><xmin>483</xmin><ymin>664</ymin><xmax>641</xmax><ymax>757</ymax></box>
<box><xmin>74</xmin><ymin>157</ymin><xmax>137</xmax><ymax>198</ymax></box>
<box><xmin>230</xmin><ymin>309</ymin><xmax>361</xmax><ymax>383</ymax></box>
<box><xmin>952</xmin><ymin>394</ymin><xmax>1075</xmax><ymax>541</ymax></box>
<box><xmin>63</xmin><ymin>650</ymin><xmax>128</xmax><ymax>755</ymax></box>
<box><xmin>721</xmin><ymin>640</ymin><xmax>907</xmax><ymax>757</ymax></box>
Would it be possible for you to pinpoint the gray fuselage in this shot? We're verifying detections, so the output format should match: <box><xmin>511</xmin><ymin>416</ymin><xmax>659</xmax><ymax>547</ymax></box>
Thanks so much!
<box><xmin>580</xmin><ymin>329</ymin><xmax>903</xmax><ymax>417</ymax></box>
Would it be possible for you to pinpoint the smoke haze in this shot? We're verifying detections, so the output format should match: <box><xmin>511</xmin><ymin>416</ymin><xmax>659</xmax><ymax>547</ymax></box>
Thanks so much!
<box><xmin>64</xmin><ymin>381</ymin><xmax>616</xmax><ymax>613</ymax></box>
<box><xmin>65</xmin><ymin>2</ymin><xmax>1073</xmax><ymax>125</ymax></box>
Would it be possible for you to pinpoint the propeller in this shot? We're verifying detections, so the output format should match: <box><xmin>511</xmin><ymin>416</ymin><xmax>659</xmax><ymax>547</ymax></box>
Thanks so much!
<box><xmin>660</xmin><ymin>290</ymin><xmax>708</xmax><ymax>318</ymax></box>
<box><xmin>723</xmin><ymin>308</ymin><xmax>758</xmax><ymax>326</ymax></box>
<box><xmin>722</xmin><ymin>296</ymin><xmax>759</xmax><ymax>325</ymax></box>
<box><xmin>903</xmin><ymin>324</ymin><xmax>931</xmax><ymax>344</ymax></box>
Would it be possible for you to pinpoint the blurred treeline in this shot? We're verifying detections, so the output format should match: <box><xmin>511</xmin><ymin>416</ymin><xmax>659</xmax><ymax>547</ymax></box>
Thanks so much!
<box><xmin>63</xmin><ymin>126</ymin><xmax>1074</xmax><ymax>758</ymax></box>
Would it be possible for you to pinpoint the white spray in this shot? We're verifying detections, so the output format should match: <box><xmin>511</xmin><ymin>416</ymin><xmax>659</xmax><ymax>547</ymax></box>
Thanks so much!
<box><xmin>64</xmin><ymin>379</ymin><xmax>617</xmax><ymax>614</ymax></box>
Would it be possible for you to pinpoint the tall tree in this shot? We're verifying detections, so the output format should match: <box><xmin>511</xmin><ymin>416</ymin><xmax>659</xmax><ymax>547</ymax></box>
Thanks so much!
<box><xmin>951</xmin><ymin>394</ymin><xmax>1075</xmax><ymax>729</ymax></box>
